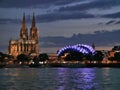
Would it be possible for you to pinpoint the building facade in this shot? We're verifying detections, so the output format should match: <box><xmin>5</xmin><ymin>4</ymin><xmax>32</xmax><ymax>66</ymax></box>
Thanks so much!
<box><xmin>8</xmin><ymin>13</ymin><xmax>39</xmax><ymax>57</ymax></box>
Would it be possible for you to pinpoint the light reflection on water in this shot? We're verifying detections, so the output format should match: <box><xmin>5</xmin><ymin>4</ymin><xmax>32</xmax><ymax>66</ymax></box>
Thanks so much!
<box><xmin>56</xmin><ymin>68</ymin><xmax>97</xmax><ymax>90</ymax></box>
<box><xmin>0</xmin><ymin>68</ymin><xmax>120</xmax><ymax>90</ymax></box>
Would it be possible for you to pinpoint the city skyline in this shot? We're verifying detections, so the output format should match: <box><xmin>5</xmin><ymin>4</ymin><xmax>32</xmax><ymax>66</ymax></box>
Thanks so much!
<box><xmin>0</xmin><ymin>0</ymin><xmax>120</xmax><ymax>53</ymax></box>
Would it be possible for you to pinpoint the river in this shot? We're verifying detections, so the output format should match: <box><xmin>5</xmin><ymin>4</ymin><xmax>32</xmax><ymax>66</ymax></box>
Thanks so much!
<box><xmin>0</xmin><ymin>68</ymin><xmax>120</xmax><ymax>90</ymax></box>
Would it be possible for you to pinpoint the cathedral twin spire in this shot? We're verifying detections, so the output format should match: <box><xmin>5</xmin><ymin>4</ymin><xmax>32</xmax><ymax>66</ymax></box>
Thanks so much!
<box><xmin>22</xmin><ymin>13</ymin><xmax>26</xmax><ymax>29</ymax></box>
<box><xmin>9</xmin><ymin>13</ymin><xmax>39</xmax><ymax>57</ymax></box>
<box><xmin>32</xmin><ymin>13</ymin><xmax>36</xmax><ymax>28</ymax></box>
<box><xmin>20</xmin><ymin>13</ymin><xmax>28</xmax><ymax>40</ymax></box>
<box><xmin>20</xmin><ymin>13</ymin><xmax>38</xmax><ymax>41</ymax></box>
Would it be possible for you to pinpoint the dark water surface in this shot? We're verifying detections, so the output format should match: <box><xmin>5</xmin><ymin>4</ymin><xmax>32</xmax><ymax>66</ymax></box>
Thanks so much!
<box><xmin>0</xmin><ymin>68</ymin><xmax>120</xmax><ymax>90</ymax></box>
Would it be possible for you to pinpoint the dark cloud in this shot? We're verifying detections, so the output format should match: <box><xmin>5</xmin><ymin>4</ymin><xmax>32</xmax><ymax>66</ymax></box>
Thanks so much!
<box><xmin>0</xmin><ymin>18</ymin><xmax>21</xmax><ymax>24</ymax></box>
<box><xmin>58</xmin><ymin>0</ymin><xmax>120</xmax><ymax>12</ymax></box>
<box><xmin>40</xmin><ymin>30</ymin><xmax>120</xmax><ymax>47</ymax></box>
<box><xmin>0</xmin><ymin>16</ymin><xmax>37</xmax><ymax>24</ymax></box>
<box><xmin>54</xmin><ymin>0</ymin><xmax>81</xmax><ymax>5</ymax></box>
<box><xmin>105</xmin><ymin>20</ymin><xmax>116</xmax><ymax>25</ymax></box>
<box><xmin>1</xmin><ymin>0</ymin><xmax>120</xmax><ymax>23</ymax></box>
<box><xmin>36</xmin><ymin>12</ymin><xmax>94</xmax><ymax>22</ymax></box>
<box><xmin>0</xmin><ymin>0</ymin><xmax>120</xmax><ymax>10</ymax></box>
<box><xmin>0</xmin><ymin>0</ymin><xmax>81</xmax><ymax>8</ymax></box>
<box><xmin>115</xmin><ymin>21</ymin><xmax>120</xmax><ymax>24</ymax></box>
<box><xmin>0</xmin><ymin>0</ymin><xmax>53</xmax><ymax>8</ymax></box>
<box><xmin>0</xmin><ymin>11</ymin><xmax>94</xmax><ymax>24</ymax></box>
<box><xmin>101</xmin><ymin>20</ymin><xmax>120</xmax><ymax>25</ymax></box>
<box><xmin>103</xmin><ymin>12</ymin><xmax>120</xmax><ymax>18</ymax></box>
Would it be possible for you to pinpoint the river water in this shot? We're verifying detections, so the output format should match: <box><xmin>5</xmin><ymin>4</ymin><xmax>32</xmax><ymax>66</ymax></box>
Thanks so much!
<box><xmin>0</xmin><ymin>68</ymin><xmax>120</xmax><ymax>90</ymax></box>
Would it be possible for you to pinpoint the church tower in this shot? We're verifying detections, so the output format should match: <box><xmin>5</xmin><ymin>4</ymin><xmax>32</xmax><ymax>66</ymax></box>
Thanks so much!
<box><xmin>8</xmin><ymin>13</ymin><xmax>39</xmax><ymax>58</ymax></box>
<box><xmin>29</xmin><ymin>13</ymin><xmax>39</xmax><ymax>54</ymax></box>
<box><xmin>30</xmin><ymin>13</ymin><xmax>39</xmax><ymax>42</ymax></box>
<box><xmin>20</xmin><ymin>13</ymin><xmax>28</xmax><ymax>40</ymax></box>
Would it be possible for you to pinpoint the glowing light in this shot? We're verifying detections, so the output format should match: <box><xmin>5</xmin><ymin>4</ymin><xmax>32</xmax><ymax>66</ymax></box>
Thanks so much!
<box><xmin>57</xmin><ymin>44</ymin><xmax>95</xmax><ymax>56</ymax></box>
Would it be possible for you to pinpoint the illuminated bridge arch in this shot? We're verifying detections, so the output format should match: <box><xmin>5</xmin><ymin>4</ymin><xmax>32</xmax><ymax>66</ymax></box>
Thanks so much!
<box><xmin>57</xmin><ymin>44</ymin><xmax>95</xmax><ymax>57</ymax></box>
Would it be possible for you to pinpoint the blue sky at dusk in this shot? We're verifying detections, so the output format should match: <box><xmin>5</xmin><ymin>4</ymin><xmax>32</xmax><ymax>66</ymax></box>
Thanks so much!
<box><xmin>1</xmin><ymin>0</ymin><xmax>120</xmax><ymax>53</ymax></box>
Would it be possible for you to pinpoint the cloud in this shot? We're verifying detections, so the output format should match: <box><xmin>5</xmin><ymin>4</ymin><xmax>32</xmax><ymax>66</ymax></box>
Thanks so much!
<box><xmin>115</xmin><ymin>21</ymin><xmax>120</xmax><ymax>24</ymax></box>
<box><xmin>0</xmin><ymin>16</ymin><xmax>35</xmax><ymax>24</ymax></box>
<box><xmin>35</xmin><ymin>12</ymin><xmax>94</xmax><ymax>22</ymax></box>
<box><xmin>40</xmin><ymin>30</ymin><xmax>120</xmax><ymax>47</ymax></box>
<box><xmin>105</xmin><ymin>20</ymin><xmax>116</xmax><ymax>25</ymax></box>
<box><xmin>0</xmin><ymin>0</ymin><xmax>81</xmax><ymax>8</ymax></box>
<box><xmin>58</xmin><ymin>0</ymin><xmax>120</xmax><ymax>12</ymax></box>
<box><xmin>0</xmin><ymin>11</ymin><xmax>94</xmax><ymax>24</ymax></box>
<box><xmin>102</xmin><ymin>12</ymin><xmax>120</xmax><ymax>18</ymax></box>
<box><xmin>0</xmin><ymin>18</ymin><xmax>21</xmax><ymax>24</ymax></box>
<box><xmin>1</xmin><ymin>0</ymin><xmax>120</xmax><ymax>23</ymax></box>
<box><xmin>1</xmin><ymin>0</ymin><xmax>120</xmax><ymax>10</ymax></box>
<box><xmin>0</xmin><ymin>0</ymin><xmax>51</xmax><ymax>8</ymax></box>
<box><xmin>101</xmin><ymin>19</ymin><xmax>120</xmax><ymax>25</ymax></box>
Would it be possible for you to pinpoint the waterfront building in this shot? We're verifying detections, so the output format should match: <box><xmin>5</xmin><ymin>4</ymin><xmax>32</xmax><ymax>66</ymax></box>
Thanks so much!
<box><xmin>109</xmin><ymin>46</ymin><xmax>120</xmax><ymax>58</ymax></box>
<box><xmin>8</xmin><ymin>13</ymin><xmax>39</xmax><ymax>57</ymax></box>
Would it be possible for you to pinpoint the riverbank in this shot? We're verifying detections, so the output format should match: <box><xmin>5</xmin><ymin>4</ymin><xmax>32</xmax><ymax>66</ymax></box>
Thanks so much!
<box><xmin>29</xmin><ymin>63</ymin><xmax>120</xmax><ymax>68</ymax></box>
<box><xmin>86</xmin><ymin>63</ymin><xmax>120</xmax><ymax>68</ymax></box>
<box><xmin>1</xmin><ymin>63</ymin><xmax>120</xmax><ymax>68</ymax></box>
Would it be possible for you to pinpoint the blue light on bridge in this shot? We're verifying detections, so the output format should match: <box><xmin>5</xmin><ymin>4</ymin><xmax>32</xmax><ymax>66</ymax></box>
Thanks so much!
<box><xmin>57</xmin><ymin>44</ymin><xmax>95</xmax><ymax>56</ymax></box>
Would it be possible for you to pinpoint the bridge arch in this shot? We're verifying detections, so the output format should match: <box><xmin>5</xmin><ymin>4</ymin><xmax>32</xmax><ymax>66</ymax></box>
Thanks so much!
<box><xmin>57</xmin><ymin>44</ymin><xmax>95</xmax><ymax>57</ymax></box>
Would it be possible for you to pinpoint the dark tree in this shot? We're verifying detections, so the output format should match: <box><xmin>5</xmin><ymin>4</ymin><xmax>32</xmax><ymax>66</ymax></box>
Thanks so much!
<box><xmin>85</xmin><ymin>54</ymin><xmax>93</xmax><ymax>63</ymax></box>
<box><xmin>65</xmin><ymin>51</ymin><xmax>84</xmax><ymax>61</ymax></box>
<box><xmin>0</xmin><ymin>52</ymin><xmax>12</xmax><ymax>62</ymax></box>
<box><xmin>0</xmin><ymin>52</ymin><xmax>5</xmax><ymax>62</ymax></box>
<box><xmin>39</xmin><ymin>53</ymin><xmax>49</xmax><ymax>62</ymax></box>
<box><xmin>93</xmin><ymin>51</ymin><xmax>104</xmax><ymax>64</ymax></box>
<box><xmin>33</xmin><ymin>56</ymin><xmax>39</xmax><ymax>64</ymax></box>
<box><xmin>114</xmin><ymin>52</ymin><xmax>120</xmax><ymax>63</ymax></box>
<box><xmin>17</xmin><ymin>54</ymin><xmax>29</xmax><ymax>64</ymax></box>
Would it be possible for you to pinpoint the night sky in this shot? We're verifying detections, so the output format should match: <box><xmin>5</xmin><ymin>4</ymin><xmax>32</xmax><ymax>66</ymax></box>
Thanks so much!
<box><xmin>1</xmin><ymin>0</ymin><xmax>120</xmax><ymax>53</ymax></box>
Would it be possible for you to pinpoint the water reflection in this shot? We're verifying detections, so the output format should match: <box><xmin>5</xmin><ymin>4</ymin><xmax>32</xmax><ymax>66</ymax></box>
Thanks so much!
<box><xmin>102</xmin><ymin>68</ymin><xmax>111</xmax><ymax>82</ymax></box>
<box><xmin>0</xmin><ymin>68</ymin><xmax>41</xmax><ymax>90</ymax></box>
<box><xmin>56</xmin><ymin>68</ymin><xmax>98</xmax><ymax>90</ymax></box>
<box><xmin>0</xmin><ymin>68</ymin><xmax>120</xmax><ymax>90</ymax></box>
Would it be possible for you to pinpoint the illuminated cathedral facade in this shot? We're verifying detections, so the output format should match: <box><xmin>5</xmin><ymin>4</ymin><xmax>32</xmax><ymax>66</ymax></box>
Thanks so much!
<box><xmin>8</xmin><ymin>13</ymin><xmax>39</xmax><ymax>57</ymax></box>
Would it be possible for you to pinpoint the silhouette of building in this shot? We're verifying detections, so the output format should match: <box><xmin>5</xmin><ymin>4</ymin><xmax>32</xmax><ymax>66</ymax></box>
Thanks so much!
<box><xmin>92</xmin><ymin>43</ymin><xmax>95</xmax><ymax>50</ymax></box>
<box><xmin>8</xmin><ymin>13</ymin><xmax>39</xmax><ymax>57</ymax></box>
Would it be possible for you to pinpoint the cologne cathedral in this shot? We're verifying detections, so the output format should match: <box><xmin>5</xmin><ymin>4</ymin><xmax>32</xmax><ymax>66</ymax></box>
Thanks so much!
<box><xmin>8</xmin><ymin>13</ymin><xmax>39</xmax><ymax>57</ymax></box>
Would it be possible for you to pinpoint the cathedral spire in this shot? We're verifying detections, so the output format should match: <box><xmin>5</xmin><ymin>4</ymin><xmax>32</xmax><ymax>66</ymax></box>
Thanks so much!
<box><xmin>32</xmin><ymin>12</ymin><xmax>36</xmax><ymax>27</ymax></box>
<box><xmin>30</xmin><ymin>12</ymin><xmax>39</xmax><ymax>42</ymax></box>
<box><xmin>20</xmin><ymin>13</ymin><xmax>28</xmax><ymax>40</ymax></box>
<box><xmin>22</xmin><ymin>13</ymin><xmax>26</xmax><ymax>28</ymax></box>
